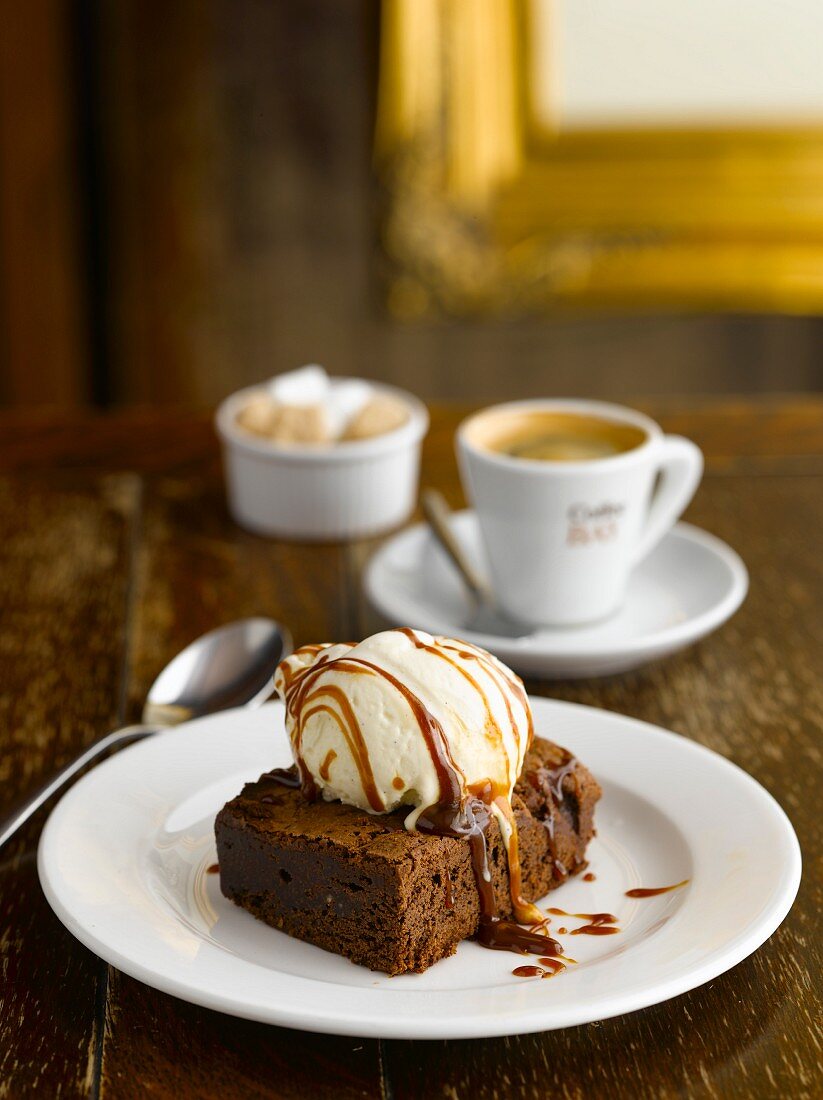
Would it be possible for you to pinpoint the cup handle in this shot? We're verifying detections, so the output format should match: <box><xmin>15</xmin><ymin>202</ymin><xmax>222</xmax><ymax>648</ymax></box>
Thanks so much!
<box><xmin>631</xmin><ymin>435</ymin><xmax>703</xmax><ymax>566</ymax></box>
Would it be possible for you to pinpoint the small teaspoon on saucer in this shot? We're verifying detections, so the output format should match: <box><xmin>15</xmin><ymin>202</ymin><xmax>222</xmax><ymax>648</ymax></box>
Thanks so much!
<box><xmin>421</xmin><ymin>489</ymin><xmax>532</xmax><ymax>639</ymax></box>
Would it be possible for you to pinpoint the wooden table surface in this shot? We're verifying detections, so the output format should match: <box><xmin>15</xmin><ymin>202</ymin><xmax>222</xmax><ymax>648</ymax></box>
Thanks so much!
<box><xmin>0</xmin><ymin>398</ymin><xmax>820</xmax><ymax>1099</ymax></box>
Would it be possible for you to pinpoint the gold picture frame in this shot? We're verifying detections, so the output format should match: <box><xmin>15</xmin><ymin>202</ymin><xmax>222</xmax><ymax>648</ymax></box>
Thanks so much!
<box><xmin>374</xmin><ymin>0</ymin><xmax>823</xmax><ymax>317</ymax></box>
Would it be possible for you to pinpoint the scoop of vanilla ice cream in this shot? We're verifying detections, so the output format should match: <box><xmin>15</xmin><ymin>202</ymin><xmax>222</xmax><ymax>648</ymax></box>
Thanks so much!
<box><xmin>274</xmin><ymin>629</ymin><xmax>532</xmax><ymax>824</ymax></box>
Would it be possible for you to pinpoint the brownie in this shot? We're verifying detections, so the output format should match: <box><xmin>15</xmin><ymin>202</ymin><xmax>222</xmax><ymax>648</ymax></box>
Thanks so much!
<box><xmin>215</xmin><ymin>738</ymin><xmax>601</xmax><ymax>975</ymax></box>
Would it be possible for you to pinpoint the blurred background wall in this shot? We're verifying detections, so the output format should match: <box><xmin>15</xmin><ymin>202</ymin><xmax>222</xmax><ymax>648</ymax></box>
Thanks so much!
<box><xmin>2</xmin><ymin>0</ymin><xmax>822</xmax><ymax>409</ymax></box>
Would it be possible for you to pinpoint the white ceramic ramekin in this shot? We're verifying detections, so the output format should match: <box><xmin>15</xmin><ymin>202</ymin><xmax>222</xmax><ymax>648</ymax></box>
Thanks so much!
<box><xmin>216</xmin><ymin>381</ymin><xmax>429</xmax><ymax>541</ymax></box>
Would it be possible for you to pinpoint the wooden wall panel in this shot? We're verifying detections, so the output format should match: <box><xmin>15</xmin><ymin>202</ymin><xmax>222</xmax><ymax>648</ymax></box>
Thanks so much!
<box><xmin>0</xmin><ymin>1</ymin><xmax>88</xmax><ymax>406</ymax></box>
<box><xmin>95</xmin><ymin>0</ymin><xmax>823</xmax><ymax>408</ymax></box>
<box><xmin>97</xmin><ymin>0</ymin><xmax>226</xmax><ymax>405</ymax></box>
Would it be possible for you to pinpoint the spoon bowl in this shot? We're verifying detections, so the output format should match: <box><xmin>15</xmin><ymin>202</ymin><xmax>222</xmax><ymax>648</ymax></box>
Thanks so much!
<box><xmin>143</xmin><ymin>618</ymin><xmax>292</xmax><ymax>726</ymax></box>
<box><xmin>421</xmin><ymin>489</ymin><xmax>531</xmax><ymax>639</ymax></box>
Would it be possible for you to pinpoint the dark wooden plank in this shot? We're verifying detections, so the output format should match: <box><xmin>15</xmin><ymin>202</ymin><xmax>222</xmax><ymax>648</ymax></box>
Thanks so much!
<box><xmin>97</xmin><ymin>0</ymin><xmax>224</xmax><ymax>405</ymax></box>
<box><xmin>124</xmin><ymin>472</ymin><xmax>352</xmax><ymax>706</ymax></box>
<box><xmin>1</xmin><ymin>398</ymin><xmax>823</xmax><ymax>476</ymax></box>
<box><xmin>650</xmin><ymin>397</ymin><xmax>823</xmax><ymax>465</ymax></box>
<box><xmin>0</xmin><ymin>410</ymin><xmax>218</xmax><ymax>475</ymax></box>
<box><xmin>101</xmin><ymin>973</ymin><xmax>382</xmax><ymax>1100</ymax></box>
<box><xmin>0</xmin><ymin>475</ymin><xmax>138</xmax><ymax>801</ymax></box>
<box><xmin>99</xmin><ymin>473</ymin><xmax>384</xmax><ymax>1098</ymax></box>
<box><xmin>88</xmin><ymin>0</ymin><xmax>823</xmax><ymax>407</ymax></box>
<box><xmin>0</xmin><ymin>473</ymin><xmax>138</xmax><ymax>1096</ymax></box>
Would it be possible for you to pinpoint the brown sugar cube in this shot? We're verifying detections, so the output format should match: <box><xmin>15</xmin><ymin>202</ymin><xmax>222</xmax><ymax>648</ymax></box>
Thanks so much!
<box><xmin>342</xmin><ymin>395</ymin><xmax>409</xmax><ymax>441</ymax></box>
<box><xmin>235</xmin><ymin>393</ymin><xmax>279</xmax><ymax>437</ymax></box>
<box><xmin>268</xmin><ymin>403</ymin><xmax>332</xmax><ymax>445</ymax></box>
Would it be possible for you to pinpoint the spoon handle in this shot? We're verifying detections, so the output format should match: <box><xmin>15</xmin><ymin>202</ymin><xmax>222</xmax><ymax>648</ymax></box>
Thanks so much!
<box><xmin>0</xmin><ymin>724</ymin><xmax>160</xmax><ymax>850</ymax></box>
<box><xmin>421</xmin><ymin>489</ymin><xmax>491</xmax><ymax>603</ymax></box>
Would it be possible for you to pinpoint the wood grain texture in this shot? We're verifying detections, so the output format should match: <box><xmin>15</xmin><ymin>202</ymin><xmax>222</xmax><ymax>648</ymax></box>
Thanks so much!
<box><xmin>1</xmin><ymin>396</ymin><xmax>822</xmax><ymax>474</ymax></box>
<box><xmin>0</xmin><ymin>401</ymin><xmax>819</xmax><ymax>1099</ymax></box>
<box><xmin>0</xmin><ymin>474</ymin><xmax>138</xmax><ymax>1096</ymax></box>
<box><xmin>101</xmin><ymin>972</ymin><xmax>382</xmax><ymax>1100</ymax></box>
<box><xmin>123</xmin><ymin>473</ymin><xmax>350</xmax><ymax>711</ymax></box>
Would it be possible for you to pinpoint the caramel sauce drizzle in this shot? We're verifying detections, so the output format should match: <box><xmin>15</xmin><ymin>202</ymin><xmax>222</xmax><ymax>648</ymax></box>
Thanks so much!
<box><xmin>319</xmin><ymin>747</ymin><xmax>337</xmax><ymax>782</ymax></box>
<box><xmin>539</xmin><ymin>956</ymin><xmax>566</xmax><ymax>975</ymax></box>
<box><xmin>398</xmin><ymin>628</ymin><xmax>514</xmax><ymax>785</ymax></box>
<box><xmin>626</xmin><ymin>879</ymin><xmax>689</xmax><ymax>898</ymax></box>
<box><xmin>281</xmin><ymin>648</ymin><xmax>342</xmax><ymax>797</ymax></box>
<box><xmin>260</xmin><ymin>766</ymin><xmax>300</xmax><ymax>789</ymax></box>
<box><xmin>440</xmin><ymin>638</ymin><xmax>534</xmax><ymax>750</ymax></box>
<box><xmin>528</xmin><ymin>755</ymin><xmax>579</xmax><ymax>886</ymax></box>
<box><xmin>545</xmin><ymin>908</ymin><xmax>620</xmax><ymax>936</ymax></box>
<box><xmin>512</xmin><ymin>956</ymin><xmax>565</xmax><ymax>979</ymax></box>
<box><xmin>493</xmin><ymin>795</ymin><xmax>545</xmax><ymax>926</ymax></box>
<box><xmin>337</xmin><ymin>656</ymin><xmax>465</xmax><ymax>805</ymax></box>
<box><xmin>512</xmin><ymin>965</ymin><xmax>544</xmax><ymax>978</ymax></box>
<box><xmin>416</xmin><ymin>797</ymin><xmax>563</xmax><ymax>958</ymax></box>
<box><xmin>545</xmin><ymin>754</ymin><xmax>580</xmax><ymax>803</ymax></box>
<box><xmin>277</xmin><ymin>644</ymin><xmax>329</xmax><ymax>691</ymax></box>
<box><xmin>303</xmin><ymin>685</ymin><xmax>385</xmax><ymax>811</ymax></box>
<box><xmin>571</xmin><ymin>924</ymin><xmax>620</xmax><ymax>936</ymax></box>
<box><xmin>548</xmin><ymin>908</ymin><xmax>618</xmax><ymax>925</ymax></box>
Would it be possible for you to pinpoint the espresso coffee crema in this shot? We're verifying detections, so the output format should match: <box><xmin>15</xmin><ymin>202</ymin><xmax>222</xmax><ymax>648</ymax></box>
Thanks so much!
<box><xmin>470</xmin><ymin>411</ymin><xmax>647</xmax><ymax>463</ymax></box>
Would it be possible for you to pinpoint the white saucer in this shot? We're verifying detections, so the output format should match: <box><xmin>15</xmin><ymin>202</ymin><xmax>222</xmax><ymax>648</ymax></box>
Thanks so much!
<box><xmin>364</xmin><ymin>512</ymin><xmax>748</xmax><ymax>678</ymax></box>
<box><xmin>39</xmin><ymin>700</ymin><xmax>799</xmax><ymax>1040</ymax></box>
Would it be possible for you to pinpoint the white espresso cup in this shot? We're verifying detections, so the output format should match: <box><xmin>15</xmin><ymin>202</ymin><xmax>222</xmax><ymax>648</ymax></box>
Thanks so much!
<box><xmin>456</xmin><ymin>399</ymin><xmax>703</xmax><ymax>627</ymax></box>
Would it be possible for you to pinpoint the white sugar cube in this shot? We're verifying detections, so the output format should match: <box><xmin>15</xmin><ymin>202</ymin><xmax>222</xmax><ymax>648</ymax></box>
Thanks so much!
<box><xmin>326</xmin><ymin>380</ymin><xmax>373</xmax><ymax>438</ymax></box>
<box><xmin>268</xmin><ymin>364</ymin><xmax>330</xmax><ymax>407</ymax></box>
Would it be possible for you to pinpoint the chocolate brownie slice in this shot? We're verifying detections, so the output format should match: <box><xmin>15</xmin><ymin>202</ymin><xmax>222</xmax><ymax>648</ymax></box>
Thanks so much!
<box><xmin>215</xmin><ymin>737</ymin><xmax>600</xmax><ymax>975</ymax></box>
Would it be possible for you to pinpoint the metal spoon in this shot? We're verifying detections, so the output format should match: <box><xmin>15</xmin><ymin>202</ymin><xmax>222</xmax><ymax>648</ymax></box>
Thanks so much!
<box><xmin>0</xmin><ymin>617</ymin><xmax>292</xmax><ymax>849</ymax></box>
<box><xmin>421</xmin><ymin>489</ymin><xmax>531</xmax><ymax>638</ymax></box>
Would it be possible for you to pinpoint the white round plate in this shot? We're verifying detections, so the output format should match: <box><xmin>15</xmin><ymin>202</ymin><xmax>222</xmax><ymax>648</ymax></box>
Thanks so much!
<box><xmin>364</xmin><ymin>511</ymin><xmax>748</xmax><ymax>678</ymax></box>
<box><xmin>39</xmin><ymin>699</ymin><xmax>799</xmax><ymax>1039</ymax></box>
